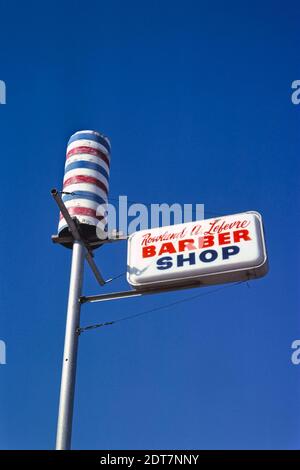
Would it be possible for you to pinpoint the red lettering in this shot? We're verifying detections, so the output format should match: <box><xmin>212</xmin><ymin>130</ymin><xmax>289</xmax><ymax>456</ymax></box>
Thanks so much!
<box><xmin>199</xmin><ymin>235</ymin><xmax>214</xmax><ymax>248</ymax></box>
<box><xmin>142</xmin><ymin>246</ymin><xmax>156</xmax><ymax>258</ymax></box>
<box><xmin>178</xmin><ymin>239</ymin><xmax>197</xmax><ymax>252</ymax></box>
<box><xmin>233</xmin><ymin>230</ymin><xmax>251</xmax><ymax>242</ymax></box>
<box><xmin>218</xmin><ymin>232</ymin><xmax>231</xmax><ymax>245</ymax></box>
<box><xmin>158</xmin><ymin>242</ymin><xmax>177</xmax><ymax>256</ymax></box>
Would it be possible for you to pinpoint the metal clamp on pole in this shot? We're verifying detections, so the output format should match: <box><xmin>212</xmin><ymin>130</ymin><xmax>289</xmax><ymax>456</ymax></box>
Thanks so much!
<box><xmin>51</xmin><ymin>188</ymin><xmax>106</xmax><ymax>286</ymax></box>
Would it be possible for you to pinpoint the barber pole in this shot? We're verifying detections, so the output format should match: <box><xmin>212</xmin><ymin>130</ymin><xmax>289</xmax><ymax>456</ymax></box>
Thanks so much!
<box><xmin>58</xmin><ymin>130</ymin><xmax>111</xmax><ymax>246</ymax></box>
<box><xmin>55</xmin><ymin>130</ymin><xmax>111</xmax><ymax>450</ymax></box>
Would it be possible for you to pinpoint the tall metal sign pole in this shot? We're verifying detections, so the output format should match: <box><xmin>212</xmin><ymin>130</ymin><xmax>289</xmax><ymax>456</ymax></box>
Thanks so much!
<box><xmin>53</xmin><ymin>130</ymin><xmax>111</xmax><ymax>450</ymax></box>
<box><xmin>52</xmin><ymin>131</ymin><xmax>268</xmax><ymax>450</ymax></box>
<box><xmin>56</xmin><ymin>240</ymin><xmax>84</xmax><ymax>450</ymax></box>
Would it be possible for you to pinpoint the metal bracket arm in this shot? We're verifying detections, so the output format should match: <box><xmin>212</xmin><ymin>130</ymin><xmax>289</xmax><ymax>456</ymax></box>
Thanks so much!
<box><xmin>51</xmin><ymin>188</ymin><xmax>106</xmax><ymax>286</ymax></box>
<box><xmin>80</xmin><ymin>281</ymin><xmax>203</xmax><ymax>304</ymax></box>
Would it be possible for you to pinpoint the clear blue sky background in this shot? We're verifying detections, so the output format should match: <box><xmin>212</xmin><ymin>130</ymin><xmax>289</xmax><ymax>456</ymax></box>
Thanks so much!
<box><xmin>0</xmin><ymin>0</ymin><xmax>299</xmax><ymax>450</ymax></box>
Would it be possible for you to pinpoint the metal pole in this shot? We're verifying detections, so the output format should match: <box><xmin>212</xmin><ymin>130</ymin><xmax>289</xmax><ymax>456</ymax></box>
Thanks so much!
<box><xmin>56</xmin><ymin>240</ymin><xmax>85</xmax><ymax>450</ymax></box>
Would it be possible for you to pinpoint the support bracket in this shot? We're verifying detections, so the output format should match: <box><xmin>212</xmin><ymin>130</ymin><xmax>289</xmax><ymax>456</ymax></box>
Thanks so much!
<box><xmin>51</xmin><ymin>188</ymin><xmax>109</xmax><ymax>286</ymax></box>
<box><xmin>80</xmin><ymin>281</ymin><xmax>204</xmax><ymax>304</ymax></box>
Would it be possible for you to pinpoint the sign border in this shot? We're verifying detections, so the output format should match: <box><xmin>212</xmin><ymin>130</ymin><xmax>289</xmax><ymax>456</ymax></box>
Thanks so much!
<box><xmin>127</xmin><ymin>211</ymin><xmax>268</xmax><ymax>290</ymax></box>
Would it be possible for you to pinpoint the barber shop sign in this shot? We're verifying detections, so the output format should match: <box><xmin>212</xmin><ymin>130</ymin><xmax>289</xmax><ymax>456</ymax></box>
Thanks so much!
<box><xmin>127</xmin><ymin>211</ymin><xmax>268</xmax><ymax>289</ymax></box>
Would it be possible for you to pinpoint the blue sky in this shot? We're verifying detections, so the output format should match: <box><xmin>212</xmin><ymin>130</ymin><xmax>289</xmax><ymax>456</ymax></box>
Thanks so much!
<box><xmin>0</xmin><ymin>0</ymin><xmax>300</xmax><ymax>449</ymax></box>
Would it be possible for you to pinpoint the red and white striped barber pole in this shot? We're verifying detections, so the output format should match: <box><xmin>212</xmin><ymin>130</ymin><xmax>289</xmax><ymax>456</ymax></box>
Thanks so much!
<box><xmin>55</xmin><ymin>130</ymin><xmax>111</xmax><ymax>450</ymax></box>
<box><xmin>58</xmin><ymin>130</ymin><xmax>111</xmax><ymax>245</ymax></box>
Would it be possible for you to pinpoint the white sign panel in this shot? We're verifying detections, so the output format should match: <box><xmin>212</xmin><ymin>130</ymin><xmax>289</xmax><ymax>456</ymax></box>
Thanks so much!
<box><xmin>127</xmin><ymin>211</ymin><xmax>268</xmax><ymax>289</ymax></box>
